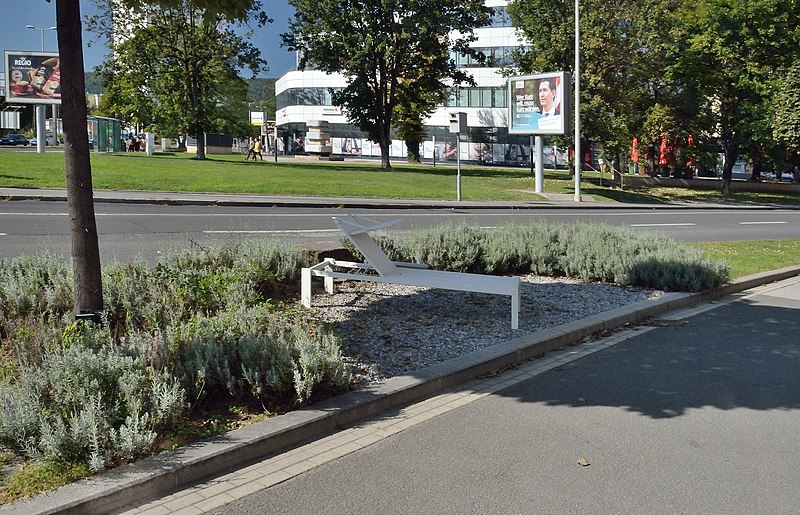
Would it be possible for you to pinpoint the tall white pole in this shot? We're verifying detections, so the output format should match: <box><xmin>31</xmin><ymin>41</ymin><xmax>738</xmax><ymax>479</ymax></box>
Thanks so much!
<box><xmin>574</xmin><ymin>0</ymin><xmax>582</xmax><ymax>202</ymax></box>
<box><xmin>534</xmin><ymin>135</ymin><xmax>543</xmax><ymax>193</ymax></box>
<box><xmin>456</xmin><ymin>134</ymin><xmax>462</xmax><ymax>201</ymax></box>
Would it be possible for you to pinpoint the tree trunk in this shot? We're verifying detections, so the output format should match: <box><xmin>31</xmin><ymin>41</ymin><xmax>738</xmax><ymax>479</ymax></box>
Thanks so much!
<box><xmin>749</xmin><ymin>153</ymin><xmax>764</xmax><ymax>181</ymax></box>
<box><xmin>195</xmin><ymin>126</ymin><xmax>206</xmax><ymax>159</ymax></box>
<box><xmin>612</xmin><ymin>152</ymin><xmax>622</xmax><ymax>186</ymax></box>
<box><xmin>721</xmin><ymin>141</ymin><xmax>738</xmax><ymax>196</ymax></box>
<box><xmin>406</xmin><ymin>139</ymin><xmax>421</xmax><ymax>163</ymax></box>
<box><xmin>379</xmin><ymin>126</ymin><xmax>391</xmax><ymax>169</ymax></box>
<box><xmin>192</xmin><ymin>62</ymin><xmax>206</xmax><ymax>160</ymax></box>
<box><xmin>56</xmin><ymin>0</ymin><xmax>103</xmax><ymax>319</ymax></box>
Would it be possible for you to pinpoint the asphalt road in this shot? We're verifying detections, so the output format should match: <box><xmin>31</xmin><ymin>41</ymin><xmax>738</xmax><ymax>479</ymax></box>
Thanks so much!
<box><xmin>1</xmin><ymin>201</ymin><xmax>799</xmax><ymax>263</ymax></box>
<box><xmin>216</xmin><ymin>278</ymin><xmax>800</xmax><ymax>514</ymax></box>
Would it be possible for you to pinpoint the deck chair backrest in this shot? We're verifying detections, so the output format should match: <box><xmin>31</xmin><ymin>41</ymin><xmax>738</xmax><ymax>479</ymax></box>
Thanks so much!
<box><xmin>333</xmin><ymin>215</ymin><xmax>399</xmax><ymax>277</ymax></box>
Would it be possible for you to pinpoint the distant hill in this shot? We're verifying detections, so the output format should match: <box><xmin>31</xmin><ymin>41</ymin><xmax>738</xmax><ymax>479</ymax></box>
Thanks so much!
<box><xmin>248</xmin><ymin>78</ymin><xmax>277</xmax><ymax>105</ymax></box>
<box><xmin>84</xmin><ymin>73</ymin><xmax>276</xmax><ymax>106</ymax></box>
<box><xmin>85</xmin><ymin>72</ymin><xmax>104</xmax><ymax>95</ymax></box>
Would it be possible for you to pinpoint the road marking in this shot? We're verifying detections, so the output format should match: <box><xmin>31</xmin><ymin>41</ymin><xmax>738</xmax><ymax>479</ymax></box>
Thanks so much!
<box><xmin>0</xmin><ymin>233</ymin><xmax>7</xmax><ymax>236</ymax></box>
<box><xmin>203</xmin><ymin>229</ymin><xmax>341</xmax><ymax>234</ymax></box>
<box><xmin>629</xmin><ymin>223</ymin><xmax>696</xmax><ymax>227</ymax></box>
<box><xmin>739</xmin><ymin>221</ymin><xmax>787</xmax><ymax>225</ymax></box>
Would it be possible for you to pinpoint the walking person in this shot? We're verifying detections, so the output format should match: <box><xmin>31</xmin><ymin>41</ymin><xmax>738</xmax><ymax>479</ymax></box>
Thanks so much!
<box><xmin>245</xmin><ymin>137</ymin><xmax>256</xmax><ymax>160</ymax></box>
<box><xmin>253</xmin><ymin>137</ymin><xmax>263</xmax><ymax>160</ymax></box>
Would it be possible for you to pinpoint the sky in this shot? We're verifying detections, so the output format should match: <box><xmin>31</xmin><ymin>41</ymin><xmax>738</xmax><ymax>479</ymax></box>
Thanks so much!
<box><xmin>0</xmin><ymin>0</ymin><xmax>297</xmax><ymax>78</ymax></box>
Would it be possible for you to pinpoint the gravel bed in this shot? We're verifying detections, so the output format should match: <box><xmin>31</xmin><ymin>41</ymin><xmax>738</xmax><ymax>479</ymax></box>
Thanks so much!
<box><xmin>307</xmin><ymin>276</ymin><xmax>663</xmax><ymax>385</ymax></box>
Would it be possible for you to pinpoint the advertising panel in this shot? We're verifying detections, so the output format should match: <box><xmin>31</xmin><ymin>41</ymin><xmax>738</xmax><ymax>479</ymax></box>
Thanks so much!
<box><xmin>250</xmin><ymin>111</ymin><xmax>265</xmax><ymax>125</ymax></box>
<box><xmin>508</xmin><ymin>72</ymin><xmax>568</xmax><ymax>135</ymax></box>
<box><xmin>4</xmin><ymin>51</ymin><xmax>62</xmax><ymax>104</ymax></box>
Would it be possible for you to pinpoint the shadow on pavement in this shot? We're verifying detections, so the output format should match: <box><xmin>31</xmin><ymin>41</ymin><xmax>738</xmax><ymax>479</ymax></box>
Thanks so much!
<box><xmin>493</xmin><ymin>298</ymin><xmax>800</xmax><ymax>419</ymax></box>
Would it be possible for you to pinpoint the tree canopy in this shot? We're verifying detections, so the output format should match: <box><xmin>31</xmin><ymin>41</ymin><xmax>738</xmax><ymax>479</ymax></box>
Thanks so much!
<box><xmin>89</xmin><ymin>0</ymin><xmax>269</xmax><ymax>158</ymax></box>
<box><xmin>284</xmin><ymin>0</ymin><xmax>491</xmax><ymax>168</ymax></box>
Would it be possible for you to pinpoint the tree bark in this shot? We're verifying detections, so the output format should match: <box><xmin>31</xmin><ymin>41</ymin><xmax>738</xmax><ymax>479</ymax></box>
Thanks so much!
<box><xmin>192</xmin><ymin>61</ymin><xmax>206</xmax><ymax>159</ymax></box>
<box><xmin>721</xmin><ymin>141</ymin><xmax>738</xmax><ymax>197</ymax></box>
<box><xmin>406</xmin><ymin>139</ymin><xmax>421</xmax><ymax>163</ymax></box>
<box><xmin>56</xmin><ymin>0</ymin><xmax>104</xmax><ymax>319</ymax></box>
<box><xmin>379</xmin><ymin>125</ymin><xmax>391</xmax><ymax>169</ymax></box>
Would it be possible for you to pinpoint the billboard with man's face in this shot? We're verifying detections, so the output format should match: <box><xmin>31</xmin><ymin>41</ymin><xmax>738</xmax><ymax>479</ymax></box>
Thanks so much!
<box><xmin>4</xmin><ymin>51</ymin><xmax>62</xmax><ymax>104</ymax></box>
<box><xmin>508</xmin><ymin>72</ymin><xmax>569</xmax><ymax>135</ymax></box>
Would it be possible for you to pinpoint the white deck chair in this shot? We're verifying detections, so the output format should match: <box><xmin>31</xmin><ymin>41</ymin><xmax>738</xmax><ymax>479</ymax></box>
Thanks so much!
<box><xmin>301</xmin><ymin>214</ymin><xmax>521</xmax><ymax>329</ymax></box>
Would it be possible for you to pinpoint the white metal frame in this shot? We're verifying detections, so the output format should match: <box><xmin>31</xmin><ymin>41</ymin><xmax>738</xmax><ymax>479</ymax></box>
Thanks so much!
<box><xmin>301</xmin><ymin>214</ymin><xmax>521</xmax><ymax>329</ymax></box>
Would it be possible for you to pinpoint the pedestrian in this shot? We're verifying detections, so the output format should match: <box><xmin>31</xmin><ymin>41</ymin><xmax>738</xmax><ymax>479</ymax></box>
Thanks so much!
<box><xmin>253</xmin><ymin>137</ymin><xmax>263</xmax><ymax>160</ymax></box>
<box><xmin>245</xmin><ymin>137</ymin><xmax>256</xmax><ymax>160</ymax></box>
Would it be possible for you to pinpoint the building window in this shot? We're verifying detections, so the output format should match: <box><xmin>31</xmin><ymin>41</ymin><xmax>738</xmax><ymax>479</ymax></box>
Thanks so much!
<box><xmin>487</xmin><ymin>6</ymin><xmax>512</xmax><ymax>27</ymax></box>
<box><xmin>277</xmin><ymin>87</ymin><xmax>342</xmax><ymax>109</ymax></box>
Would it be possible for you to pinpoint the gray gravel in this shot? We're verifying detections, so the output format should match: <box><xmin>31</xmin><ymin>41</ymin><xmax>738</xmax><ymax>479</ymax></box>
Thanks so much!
<box><xmin>307</xmin><ymin>276</ymin><xmax>662</xmax><ymax>385</ymax></box>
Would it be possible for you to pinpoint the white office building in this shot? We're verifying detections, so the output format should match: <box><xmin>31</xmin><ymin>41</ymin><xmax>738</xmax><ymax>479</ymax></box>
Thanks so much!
<box><xmin>275</xmin><ymin>0</ymin><xmax>555</xmax><ymax>166</ymax></box>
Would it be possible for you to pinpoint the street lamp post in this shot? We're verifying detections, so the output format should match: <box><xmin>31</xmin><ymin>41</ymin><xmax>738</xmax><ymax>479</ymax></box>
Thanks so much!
<box><xmin>26</xmin><ymin>24</ymin><xmax>57</xmax><ymax>51</ymax></box>
<box><xmin>25</xmin><ymin>24</ymin><xmax>58</xmax><ymax>154</ymax></box>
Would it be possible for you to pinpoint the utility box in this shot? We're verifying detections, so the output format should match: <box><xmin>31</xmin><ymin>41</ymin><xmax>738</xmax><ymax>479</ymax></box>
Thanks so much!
<box><xmin>449</xmin><ymin>112</ymin><xmax>467</xmax><ymax>134</ymax></box>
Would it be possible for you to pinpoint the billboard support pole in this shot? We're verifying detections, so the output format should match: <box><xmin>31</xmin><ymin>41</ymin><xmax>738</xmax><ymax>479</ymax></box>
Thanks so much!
<box><xmin>534</xmin><ymin>135</ymin><xmax>543</xmax><ymax>193</ymax></box>
<box><xmin>456</xmin><ymin>133</ymin><xmax>462</xmax><ymax>201</ymax></box>
<box><xmin>574</xmin><ymin>0</ymin><xmax>582</xmax><ymax>202</ymax></box>
<box><xmin>35</xmin><ymin>105</ymin><xmax>46</xmax><ymax>153</ymax></box>
<box><xmin>52</xmin><ymin>105</ymin><xmax>58</xmax><ymax>146</ymax></box>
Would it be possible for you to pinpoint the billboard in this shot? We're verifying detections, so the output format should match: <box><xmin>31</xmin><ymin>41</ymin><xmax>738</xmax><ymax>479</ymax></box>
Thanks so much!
<box><xmin>508</xmin><ymin>72</ymin><xmax>569</xmax><ymax>135</ymax></box>
<box><xmin>3</xmin><ymin>51</ymin><xmax>62</xmax><ymax>104</ymax></box>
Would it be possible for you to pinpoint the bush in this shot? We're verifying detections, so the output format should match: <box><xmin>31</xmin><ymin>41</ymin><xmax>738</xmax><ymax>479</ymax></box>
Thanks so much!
<box><xmin>0</xmin><ymin>238</ymin><xmax>349</xmax><ymax>476</ymax></box>
<box><xmin>0</xmin><ymin>254</ymin><xmax>73</xmax><ymax>321</ymax></box>
<box><xmin>130</xmin><ymin>306</ymin><xmax>351</xmax><ymax>407</ymax></box>
<box><xmin>482</xmin><ymin>221</ymin><xmax>563</xmax><ymax>276</ymax></box>
<box><xmin>360</xmin><ymin>221</ymin><xmax>729</xmax><ymax>291</ymax></box>
<box><xmin>0</xmin><ymin>324</ymin><xmax>185</xmax><ymax>472</ymax></box>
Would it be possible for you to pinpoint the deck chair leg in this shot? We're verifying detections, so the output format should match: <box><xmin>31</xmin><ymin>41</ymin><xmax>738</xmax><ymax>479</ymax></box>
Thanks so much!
<box><xmin>511</xmin><ymin>289</ymin><xmax>520</xmax><ymax>330</ymax></box>
<box><xmin>301</xmin><ymin>267</ymin><xmax>312</xmax><ymax>307</ymax></box>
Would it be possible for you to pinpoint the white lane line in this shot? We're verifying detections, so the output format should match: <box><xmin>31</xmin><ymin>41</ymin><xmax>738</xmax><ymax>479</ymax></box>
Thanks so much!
<box><xmin>0</xmin><ymin>233</ymin><xmax>7</xmax><ymax>236</ymax></box>
<box><xmin>203</xmin><ymin>229</ymin><xmax>341</xmax><ymax>234</ymax></box>
<box><xmin>629</xmin><ymin>223</ymin><xmax>696</xmax><ymax>227</ymax></box>
<box><xmin>739</xmin><ymin>221</ymin><xmax>787</xmax><ymax>225</ymax></box>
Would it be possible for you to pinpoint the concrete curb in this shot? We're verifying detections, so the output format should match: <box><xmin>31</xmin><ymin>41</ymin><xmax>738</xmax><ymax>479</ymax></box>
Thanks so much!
<box><xmin>5</xmin><ymin>266</ymin><xmax>800</xmax><ymax>515</ymax></box>
<box><xmin>1</xmin><ymin>188</ymin><xmax>793</xmax><ymax>211</ymax></box>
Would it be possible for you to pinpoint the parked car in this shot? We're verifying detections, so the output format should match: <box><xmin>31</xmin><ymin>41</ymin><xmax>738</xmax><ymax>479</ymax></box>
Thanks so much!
<box><xmin>0</xmin><ymin>134</ymin><xmax>30</xmax><ymax>146</ymax></box>
<box><xmin>29</xmin><ymin>134</ymin><xmax>59</xmax><ymax>146</ymax></box>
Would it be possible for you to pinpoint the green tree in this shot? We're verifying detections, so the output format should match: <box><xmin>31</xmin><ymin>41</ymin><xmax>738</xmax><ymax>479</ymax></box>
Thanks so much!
<box><xmin>674</xmin><ymin>0</ymin><xmax>799</xmax><ymax>195</ymax></box>
<box><xmin>89</xmin><ymin>0</ymin><xmax>269</xmax><ymax>158</ymax></box>
<box><xmin>508</xmin><ymin>0</ymin><xmax>679</xmax><ymax>174</ymax></box>
<box><xmin>284</xmin><ymin>0</ymin><xmax>490</xmax><ymax>169</ymax></box>
<box><xmin>394</xmin><ymin>69</ymin><xmax>450</xmax><ymax>163</ymax></box>
<box><xmin>51</xmin><ymin>0</ymin><xmax>266</xmax><ymax>321</ymax></box>
<box><xmin>771</xmin><ymin>61</ymin><xmax>800</xmax><ymax>181</ymax></box>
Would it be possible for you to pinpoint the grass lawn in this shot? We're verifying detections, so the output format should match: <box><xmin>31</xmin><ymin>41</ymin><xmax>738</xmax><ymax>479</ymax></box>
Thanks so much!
<box><xmin>0</xmin><ymin>152</ymin><xmax>542</xmax><ymax>201</ymax></box>
<box><xmin>693</xmin><ymin>240</ymin><xmax>800</xmax><ymax>279</ymax></box>
<box><xmin>3</xmin><ymin>151</ymin><xmax>799</xmax><ymax>204</ymax></box>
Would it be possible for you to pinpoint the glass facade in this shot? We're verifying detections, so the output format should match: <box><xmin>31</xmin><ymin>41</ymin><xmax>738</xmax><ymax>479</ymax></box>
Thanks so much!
<box><xmin>452</xmin><ymin>46</ymin><xmax>517</xmax><ymax>68</ymax></box>
<box><xmin>447</xmin><ymin>87</ymin><xmax>507</xmax><ymax>108</ymax></box>
<box><xmin>276</xmin><ymin>87</ymin><xmax>343</xmax><ymax>110</ymax></box>
<box><xmin>487</xmin><ymin>6</ymin><xmax>512</xmax><ymax>27</ymax></box>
